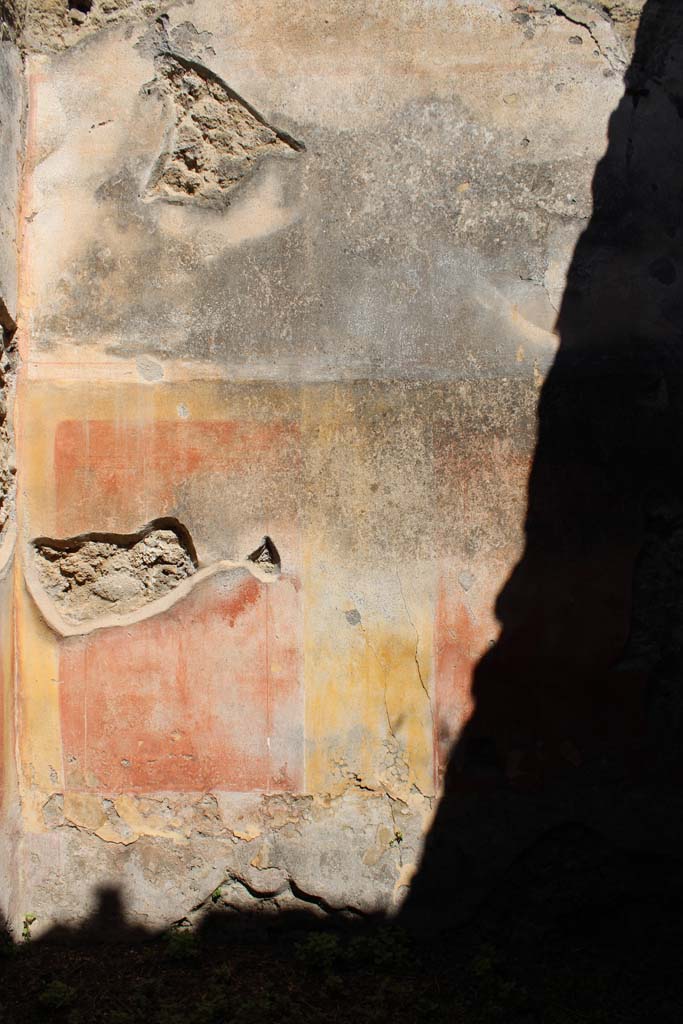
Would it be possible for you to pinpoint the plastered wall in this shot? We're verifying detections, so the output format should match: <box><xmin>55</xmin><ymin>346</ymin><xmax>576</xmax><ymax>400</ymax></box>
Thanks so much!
<box><xmin>0</xmin><ymin>0</ymin><xmax>648</xmax><ymax>934</ymax></box>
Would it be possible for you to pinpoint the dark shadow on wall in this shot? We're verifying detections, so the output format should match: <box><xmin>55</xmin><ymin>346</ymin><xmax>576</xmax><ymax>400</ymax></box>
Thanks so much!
<box><xmin>0</xmin><ymin>887</ymin><xmax>482</xmax><ymax>1024</ymax></box>
<box><xmin>400</xmin><ymin>0</ymin><xmax>683</xmax><ymax>989</ymax></box>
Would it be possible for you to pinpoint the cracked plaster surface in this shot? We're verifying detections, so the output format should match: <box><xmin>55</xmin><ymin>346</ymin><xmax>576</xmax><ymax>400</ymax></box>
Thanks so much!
<box><xmin>28</xmin><ymin>787</ymin><xmax>433</xmax><ymax>932</ymax></box>
<box><xmin>34</xmin><ymin>524</ymin><xmax>196</xmax><ymax>623</ymax></box>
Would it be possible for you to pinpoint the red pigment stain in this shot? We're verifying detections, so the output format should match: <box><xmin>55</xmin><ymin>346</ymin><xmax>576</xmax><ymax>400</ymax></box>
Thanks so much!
<box><xmin>434</xmin><ymin>578</ymin><xmax>490</xmax><ymax>778</ymax></box>
<box><xmin>54</xmin><ymin>419</ymin><xmax>300</xmax><ymax>535</ymax></box>
<box><xmin>59</xmin><ymin>573</ymin><xmax>303</xmax><ymax>793</ymax></box>
<box><xmin>435</xmin><ymin>546</ymin><xmax>649</xmax><ymax>785</ymax></box>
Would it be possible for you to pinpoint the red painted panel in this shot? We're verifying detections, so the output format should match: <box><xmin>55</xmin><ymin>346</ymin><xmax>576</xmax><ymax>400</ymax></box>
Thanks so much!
<box><xmin>433</xmin><ymin>434</ymin><xmax>531</xmax><ymax>779</ymax></box>
<box><xmin>54</xmin><ymin>419</ymin><xmax>300</xmax><ymax>535</ymax></box>
<box><xmin>434</xmin><ymin>425</ymin><xmax>646</xmax><ymax>782</ymax></box>
<box><xmin>59</xmin><ymin>572</ymin><xmax>303</xmax><ymax>793</ymax></box>
<box><xmin>434</xmin><ymin>576</ymin><xmax>486</xmax><ymax>777</ymax></box>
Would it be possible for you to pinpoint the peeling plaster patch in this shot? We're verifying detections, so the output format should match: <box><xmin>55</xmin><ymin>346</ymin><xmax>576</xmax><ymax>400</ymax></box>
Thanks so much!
<box><xmin>63</xmin><ymin>792</ymin><xmax>139</xmax><ymax>845</ymax></box>
<box><xmin>144</xmin><ymin>53</ymin><xmax>304</xmax><ymax>208</ymax></box>
<box><xmin>136</xmin><ymin>354</ymin><xmax>164</xmax><ymax>380</ymax></box>
<box><xmin>64</xmin><ymin>792</ymin><xmax>105</xmax><ymax>832</ymax></box>
<box><xmin>169</xmin><ymin>20</ymin><xmax>216</xmax><ymax>62</ymax></box>
<box><xmin>35</xmin><ymin>789</ymin><xmax>433</xmax><ymax>925</ymax></box>
<box><xmin>42</xmin><ymin>792</ymin><xmax>64</xmax><ymax>827</ymax></box>
<box><xmin>232</xmin><ymin>826</ymin><xmax>261</xmax><ymax>842</ymax></box>
<box><xmin>33</xmin><ymin>518</ymin><xmax>197</xmax><ymax>623</ymax></box>
<box><xmin>113</xmin><ymin>794</ymin><xmax>189</xmax><ymax>842</ymax></box>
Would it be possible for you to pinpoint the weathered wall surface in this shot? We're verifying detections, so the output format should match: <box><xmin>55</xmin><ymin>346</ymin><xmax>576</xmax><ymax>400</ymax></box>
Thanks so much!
<box><xmin>0</xmin><ymin>37</ymin><xmax>22</xmax><ymax>328</ymax></box>
<box><xmin>1</xmin><ymin>0</ymin><xmax>653</xmax><ymax>933</ymax></box>
<box><xmin>0</xmin><ymin>14</ymin><xmax>22</xmax><ymax>932</ymax></box>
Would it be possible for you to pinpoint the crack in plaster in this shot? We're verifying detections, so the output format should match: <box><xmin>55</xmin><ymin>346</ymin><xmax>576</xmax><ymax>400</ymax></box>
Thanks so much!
<box><xmin>549</xmin><ymin>1</ymin><xmax>626</xmax><ymax>70</ymax></box>
<box><xmin>357</xmin><ymin>618</ymin><xmax>402</xmax><ymax>756</ymax></box>
<box><xmin>396</xmin><ymin>571</ymin><xmax>434</xmax><ymax>728</ymax></box>
<box><xmin>183</xmin><ymin>868</ymin><xmax>369</xmax><ymax>922</ymax></box>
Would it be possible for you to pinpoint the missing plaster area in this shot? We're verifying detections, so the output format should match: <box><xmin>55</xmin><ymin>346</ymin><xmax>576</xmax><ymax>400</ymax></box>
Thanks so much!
<box><xmin>0</xmin><ymin>303</ymin><xmax>16</xmax><ymax>536</ymax></box>
<box><xmin>247</xmin><ymin>536</ymin><xmax>281</xmax><ymax>574</ymax></box>
<box><xmin>145</xmin><ymin>53</ymin><xmax>304</xmax><ymax>207</ymax></box>
<box><xmin>0</xmin><ymin>1</ymin><xmax>24</xmax><ymax>41</ymax></box>
<box><xmin>67</xmin><ymin>0</ymin><xmax>91</xmax><ymax>24</ymax></box>
<box><xmin>33</xmin><ymin>518</ymin><xmax>197</xmax><ymax>624</ymax></box>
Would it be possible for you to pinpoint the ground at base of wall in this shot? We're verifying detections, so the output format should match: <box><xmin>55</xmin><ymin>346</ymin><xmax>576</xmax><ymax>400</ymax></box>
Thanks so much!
<box><xmin>2</xmin><ymin>871</ymin><xmax>683</xmax><ymax>1024</ymax></box>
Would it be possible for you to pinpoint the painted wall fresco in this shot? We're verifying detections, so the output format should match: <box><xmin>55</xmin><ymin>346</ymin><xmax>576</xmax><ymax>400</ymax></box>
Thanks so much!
<box><xmin>0</xmin><ymin>0</ymin><xmax>652</xmax><ymax>934</ymax></box>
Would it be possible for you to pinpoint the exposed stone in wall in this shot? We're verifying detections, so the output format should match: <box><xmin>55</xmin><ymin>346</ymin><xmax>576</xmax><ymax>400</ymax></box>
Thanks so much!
<box><xmin>34</xmin><ymin>521</ymin><xmax>197</xmax><ymax>623</ymax></box>
<box><xmin>20</xmin><ymin>0</ymin><xmax>171</xmax><ymax>53</ymax></box>
<box><xmin>0</xmin><ymin>334</ymin><xmax>16</xmax><ymax>537</ymax></box>
<box><xmin>0</xmin><ymin>1</ymin><xmax>24</xmax><ymax>42</ymax></box>
<box><xmin>248</xmin><ymin>536</ymin><xmax>281</xmax><ymax>575</ymax></box>
<box><xmin>145</xmin><ymin>54</ymin><xmax>303</xmax><ymax>207</ymax></box>
<box><xmin>0</xmin><ymin>286</ymin><xmax>16</xmax><ymax>544</ymax></box>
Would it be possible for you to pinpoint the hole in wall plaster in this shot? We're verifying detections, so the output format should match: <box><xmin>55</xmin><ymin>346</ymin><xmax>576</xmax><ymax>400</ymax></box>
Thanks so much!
<box><xmin>0</xmin><ymin>299</ymin><xmax>16</xmax><ymax>538</ymax></box>
<box><xmin>33</xmin><ymin>518</ymin><xmax>198</xmax><ymax>624</ymax></box>
<box><xmin>247</xmin><ymin>536</ymin><xmax>281</xmax><ymax>575</ymax></box>
<box><xmin>0</xmin><ymin>296</ymin><xmax>15</xmax><ymax>342</ymax></box>
<box><xmin>67</xmin><ymin>0</ymin><xmax>92</xmax><ymax>24</ymax></box>
<box><xmin>144</xmin><ymin>52</ymin><xmax>304</xmax><ymax>207</ymax></box>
